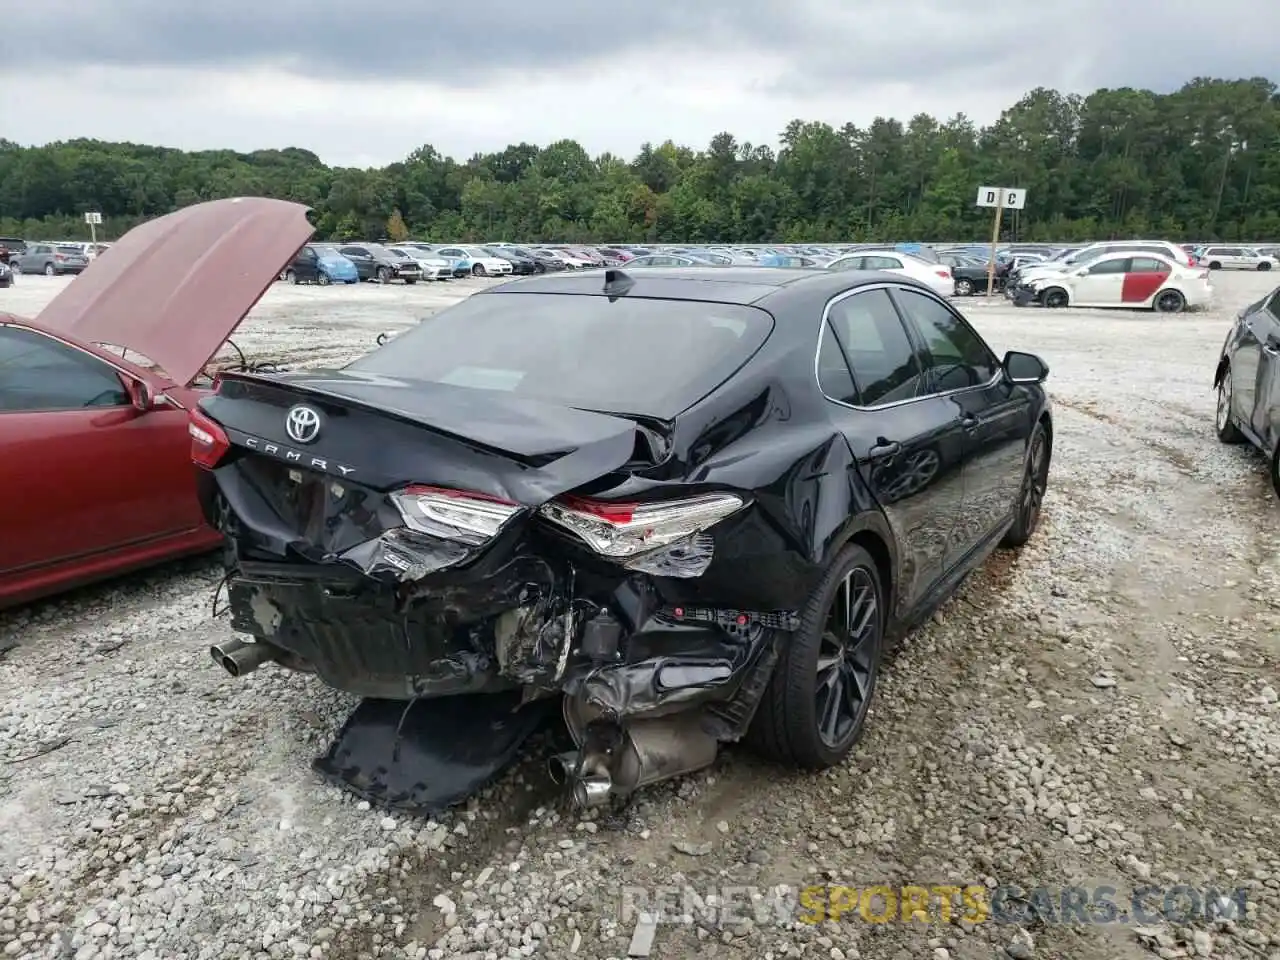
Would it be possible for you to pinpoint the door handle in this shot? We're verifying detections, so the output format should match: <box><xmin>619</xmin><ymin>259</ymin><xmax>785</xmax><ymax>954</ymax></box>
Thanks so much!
<box><xmin>961</xmin><ymin>413</ymin><xmax>980</xmax><ymax>429</ymax></box>
<box><xmin>868</xmin><ymin>440</ymin><xmax>901</xmax><ymax>458</ymax></box>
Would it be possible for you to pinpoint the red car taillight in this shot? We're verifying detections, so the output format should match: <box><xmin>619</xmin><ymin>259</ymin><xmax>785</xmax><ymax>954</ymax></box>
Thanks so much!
<box><xmin>539</xmin><ymin>493</ymin><xmax>746</xmax><ymax>558</ymax></box>
<box><xmin>935</xmin><ymin>269</ymin><xmax>951</xmax><ymax>278</ymax></box>
<box><xmin>54</xmin><ymin>254</ymin><xmax>66</xmax><ymax>261</ymax></box>
<box><xmin>391</xmin><ymin>485</ymin><xmax>523</xmax><ymax>546</ymax></box>
<box><xmin>189</xmin><ymin>408</ymin><xmax>230</xmax><ymax>469</ymax></box>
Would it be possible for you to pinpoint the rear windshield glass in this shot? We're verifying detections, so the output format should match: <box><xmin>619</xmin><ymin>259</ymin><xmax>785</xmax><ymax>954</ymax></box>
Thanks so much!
<box><xmin>345</xmin><ymin>292</ymin><xmax>774</xmax><ymax>418</ymax></box>
<box><xmin>57</xmin><ymin>245</ymin><xmax>83</xmax><ymax>255</ymax></box>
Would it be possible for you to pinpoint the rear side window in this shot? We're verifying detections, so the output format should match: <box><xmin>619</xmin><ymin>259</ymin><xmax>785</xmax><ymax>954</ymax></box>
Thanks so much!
<box><xmin>817</xmin><ymin>323</ymin><xmax>859</xmax><ymax>405</ymax></box>
<box><xmin>1130</xmin><ymin>258</ymin><xmax>1169</xmax><ymax>273</ymax></box>
<box><xmin>826</xmin><ymin>289</ymin><xmax>925</xmax><ymax>406</ymax></box>
<box><xmin>346</xmin><ymin>293</ymin><xmax>774</xmax><ymax>420</ymax></box>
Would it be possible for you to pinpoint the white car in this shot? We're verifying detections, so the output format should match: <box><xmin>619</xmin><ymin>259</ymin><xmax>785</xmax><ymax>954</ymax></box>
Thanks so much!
<box><xmin>1010</xmin><ymin>240</ymin><xmax>1193</xmax><ymax>290</ymax></box>
<box><xmin>826</xmin><ymin>250</ymin><xmax>953</xmax><ymax>298</ymax></box>
<box><xmin>434</xmin><ymin>246</ymin><xmax>513</xmax><ymax>276</ymax></box>
<box><xmin>1195</xmin><ymin>245</ymin><xmax>1278</xmax><ymax>271</ymax></box>
<box><xmin>386</xmin><ymin>246</ymin><xmax>454</xmax><ymax>280</ymax></box>
<box><xmin>1018</xmin><ymin>251</ymin><xmax>1211</xmax><ymax>313</ymax></box>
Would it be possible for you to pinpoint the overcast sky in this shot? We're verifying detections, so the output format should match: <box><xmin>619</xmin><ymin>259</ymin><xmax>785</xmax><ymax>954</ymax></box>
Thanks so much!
<box><xmin>5</xmin><ymin>0</ymin><xmax>1276</xmax><ymax>169</ymax></box>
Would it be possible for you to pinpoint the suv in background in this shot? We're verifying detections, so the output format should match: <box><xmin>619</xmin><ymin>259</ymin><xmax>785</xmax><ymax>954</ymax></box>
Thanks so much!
<box><xmin>336</xmin><ymin>243</ymin><xmax>422</xmax><ymax>283</ymax></box>
<box><xmin>14</xmin><ymin>243</ymin><xmax>90</xmax><ymax>276</ymax></box>
<box><xmin>1196</xmin><ymin>246</ymin><xmax>1277</xmax><ymax>271</ymax></box>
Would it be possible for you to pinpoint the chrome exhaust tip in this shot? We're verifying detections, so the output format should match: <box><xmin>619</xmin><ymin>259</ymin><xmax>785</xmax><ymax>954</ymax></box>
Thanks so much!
<box><xmin>209</xmin><ymin>639</ymin><xmax>279</xmax><ymax>678</ymax></box>
<box><xmin>548</xmin><ymin>752</ymin><xmax>579</xmax><ymax>785</ymax></box>
<box><xmin>571</xmin><ymin>775</ymin><xmax>612</xmax><ymax>809</ymax></box>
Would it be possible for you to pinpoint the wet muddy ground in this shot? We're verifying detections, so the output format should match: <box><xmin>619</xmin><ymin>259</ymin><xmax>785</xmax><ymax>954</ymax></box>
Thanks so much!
<box><xmin>1</xmin><ymin>271</ymin><xmax>1277</xmax><ymax>960</ymax></box>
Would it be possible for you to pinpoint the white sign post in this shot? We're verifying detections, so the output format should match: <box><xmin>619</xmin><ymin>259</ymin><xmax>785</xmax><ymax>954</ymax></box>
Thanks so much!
<box><xmin>975</xmin><ymin>187</ymin><xmax>1026</xmax><ymax>296</ymax></box>
<box><xmin>84</xmin><ymin>211</ymin><xmax>102</xmax><ymax>248</ymax></box>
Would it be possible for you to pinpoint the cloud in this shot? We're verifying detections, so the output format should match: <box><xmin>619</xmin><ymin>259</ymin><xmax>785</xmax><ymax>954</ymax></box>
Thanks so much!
<box><xmin>3</xmin><ymin>0</ymin><xmax>1278</xmax><ymax>166</ymax></box>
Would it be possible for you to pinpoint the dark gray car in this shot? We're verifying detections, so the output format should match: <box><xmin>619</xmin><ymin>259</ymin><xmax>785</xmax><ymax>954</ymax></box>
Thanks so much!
<box><xmin>16</xmin><ymin>243</ymin><xmax>90</xmax><ymax>276</ymax></box>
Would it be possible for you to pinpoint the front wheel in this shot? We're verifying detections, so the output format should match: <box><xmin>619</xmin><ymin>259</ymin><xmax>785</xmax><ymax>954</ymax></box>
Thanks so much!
<box><xmin>1258</xmin><ymin>262</ymin><xmax>1272</xmax><ymax>271</ymax></box>
<box><xmin>1154</xmin><ymin>289</ymin><xmax>1185</xmax><ymax>314</ymax></box>
<box><xmin>285</xmin><ymin>269</ymin><xmax>298</xmax><ymax>284</ymax></box>
<box><xmin>1208</xmin><ymin>261</ymin><xmax>1222</xmax><ymax>270</ymax></box>
<box><xmin>1215</xmin><ymin>371</ymin><xmax>1245</xmax><ymax>443</ymax></box>
<box><xmin>954</xmin><ymin>278</ymin><xmax>974</xmax><ymax>296</ymax></box>
<box><xmin>404</xmin><ymin>278</ymin><xmax>417</xmax><ymax>285</ymax></box>
<box><xmin>472</xmin><ymin>263</ymin><xmax>486</xmax><ymax>276</ymax></box>
<box><xmin>317</xmin><ymin>272</ymin><xmax>331</xmax><ymax>286</ymax></box>
<box><xmin>375</xmin><ymin>266</ymin><xmax>390</xmax><ymax>283</ymax></box>
<box><xmin>1001</xmin><ymin>422</ymin><xmax>1051</xmax><ymax>548</ymax></box>
<box><xmin>748</xmin><ymin>544</ymin><xmax>883</xmax><ymax>769</ymax></box>
<box><xmin>1041</xmin><ymin>287</ymin><xmax>1068</xmax><ymax>308</ymax></box>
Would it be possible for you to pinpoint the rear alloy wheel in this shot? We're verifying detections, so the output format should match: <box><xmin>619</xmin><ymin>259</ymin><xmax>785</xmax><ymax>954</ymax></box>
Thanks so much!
<box><xmin>375</xmin><ymin>266</ymin><xmax>391</xmax><ymax>283</ymax></box>
<box><xmin>1216</xmin><ymin>371</ymin><xmax>1245</xmax><ymax>443</ymax></box>
<box><xmin>1001</xmin><ymin>422</ymin><xmax>1050</xmax><ymax>548</ymax></box>
<box><xmin>472</xmin><ymin>263</ymin><xmax>486</xmax><ymax>276</ymax></box>
<box><xmin>1208</xmin><ymin>261</ymin><xmax>1222</xmax><ymax>270</ymax></box>
<box><xmin>954</xmin><ymin>278</ymin><xmax>974</xmax><ymax>296</ymax></box>
<box><xmin>285</xmin><ymin>269</ymin><xmax>298</xmax><ymax>284</ymax></box>
<box><xmin>1041</xmin><ymin>287</ymin><xmax>1068</xmax><ymax>308</ymax></box>
<box><xmin>1154</xmin><ymin>289</ymin><xmax>1185</xmax><ymax>314</ymax></box>
<box><xmin>44</xmin><ymin>263</ymin><xmax>56</xmax><ymax>277</ymax></box>
<box><xmin>748</xmin><ymin>545</ymin><xmax>883</xmax><ymax>769</ymax></box>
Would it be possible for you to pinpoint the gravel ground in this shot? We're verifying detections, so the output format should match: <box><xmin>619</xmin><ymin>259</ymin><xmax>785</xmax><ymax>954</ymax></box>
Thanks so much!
<box><xmin>2</xmin><ymin>271</ymin><xmax>1278</xmax><ymax>960</ymax></box>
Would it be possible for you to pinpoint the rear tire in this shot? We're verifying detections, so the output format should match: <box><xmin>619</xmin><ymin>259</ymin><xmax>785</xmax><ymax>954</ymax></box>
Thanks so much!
<box><xmin>954</xmin><ymin>278</ymin><xmax>974</xmax><ymax>296</ymax></box>
<box><xmin>285</xmin><ymin>269</ymin><xmax>298</xmax><ymax>284</ymax></box>
<box><xmin>1001</xmin><ymin>422</ymin><xmax>1050</xmax><ymax>548</ymax></box>
<box><xmin>44</xmin><ymin>263</ymin><xmax>55</xmax><ymax>277</ymax></box>
<box><xmin>1154</xmin><ymin>289</ymin><xmax>1185</xmax><ymax>313</ymax></box>
<box><xmin>1258</xmin><ymin>262</ymin><xmax>1272</xmax><ymax>271</ymax></box>
<box><xmin>748</xmin><ymin>544</ymin><xmax>884</xmax><ymax>769</ymax></box>
<box><xmin>404</xmin><ymin>278</ymin><xmax>417</xmax><ymax>285</ymax></box>
<box><xmin>1208</xmin><ymin>261</ymin><xmax>1222</xmax><ymax>270</ymax></box>
<box><xmin>1216</xmin><ymin>371</ymin><xmax>1246</xmax><ymax>444</ymax></box>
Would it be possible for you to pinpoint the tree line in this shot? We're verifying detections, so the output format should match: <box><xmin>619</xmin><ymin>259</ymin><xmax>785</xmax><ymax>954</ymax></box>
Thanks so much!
<box><xmin>2</xmin><ymin>77</ymin><xmax>1279</xmax><ymax>244</ymax></box>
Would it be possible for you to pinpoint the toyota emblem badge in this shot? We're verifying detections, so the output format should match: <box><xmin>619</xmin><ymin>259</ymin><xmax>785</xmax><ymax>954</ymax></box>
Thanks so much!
<box><xmin>285</xmin><ymin>405</ymin><xmax>322</xmax><ymax>444</ymax></box>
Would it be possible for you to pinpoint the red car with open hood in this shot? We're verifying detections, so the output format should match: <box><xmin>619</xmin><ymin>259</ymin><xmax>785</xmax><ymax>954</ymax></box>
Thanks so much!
<box><xmin>0</xmin><ymin>197</ymin><xmax>315</xmax><ymax>608</ymax></box>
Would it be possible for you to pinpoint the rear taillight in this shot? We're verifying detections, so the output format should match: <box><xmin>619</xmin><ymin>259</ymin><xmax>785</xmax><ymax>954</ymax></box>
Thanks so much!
<box><xmin>189</xmin><ymin>409</ymin><xmax>230</xmax><ymax>469</ymax></box>
<box><xmin>539</xmin><ymin>493</ymin><xmax>746</xmax><ymax>559</ymax></box>
<box><xmin>935</xmin><ymin>269</ymin><xmax>951</xmax><ymax>278</ymax></box>
<box><xmin>54</xmin><ymin>254</ymin><xmax>65</xmax><ymax>261</ymax></box>
<box><xmin>391</xmin><ymin>485</ymin><xmax>522</xmax><ymax>545</ymax></box>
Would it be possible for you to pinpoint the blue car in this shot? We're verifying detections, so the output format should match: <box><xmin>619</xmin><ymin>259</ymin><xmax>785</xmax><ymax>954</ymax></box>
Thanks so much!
<box><xmin>284</xmin><ymin>245</ymin><xmax>360</xmax><ymax>285</ymax></box>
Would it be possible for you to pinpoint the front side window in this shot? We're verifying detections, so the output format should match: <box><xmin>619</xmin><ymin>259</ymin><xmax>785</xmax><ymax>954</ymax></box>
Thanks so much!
<box><xmin>893</xmin><ymin>288</ymin><xmax>998</xmax><ymax>392</ymax></box>
<box><xmin>0</xmin><ymin>327</ymin><xmax>130</xmax><ymax>412</ymax></box>
<box><xmin>346</xmin><ymin>293</ymin><xmax>774</xmax><ymax>420</ymax></box>
<box><xmin>826</xmin><ymin>289</ymin><xmax>926</xmax><ymax>406</ymax></box>
<box><xmin>1087</xmin><ymin>258</ymin><xmax>1130</xmax><ymax>275</ymax></box>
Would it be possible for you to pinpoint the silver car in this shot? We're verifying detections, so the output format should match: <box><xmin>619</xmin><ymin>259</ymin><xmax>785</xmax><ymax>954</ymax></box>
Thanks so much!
<box><xmin>15</xmin><ymin>243</ymin><xmax>90</xmax><ymax>276</ymax></box>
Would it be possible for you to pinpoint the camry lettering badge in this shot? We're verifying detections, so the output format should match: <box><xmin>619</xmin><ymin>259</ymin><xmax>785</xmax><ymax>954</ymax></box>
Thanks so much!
<box><xmin>285</xmin><ymin>405</ymin><xmax>322</xmax><ymax>444</ymax></box>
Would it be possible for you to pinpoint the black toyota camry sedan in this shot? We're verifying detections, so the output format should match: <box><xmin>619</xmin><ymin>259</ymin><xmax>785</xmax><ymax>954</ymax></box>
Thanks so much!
<box><xmin>1214</xmin><ymin>283</ymin><xmax>1280</xmax><ymax>496</ymax></box>
<box><xmin>190</xmin><ymin>266</ymin><xmax>1053</xmax><ymax>813</ymax></box>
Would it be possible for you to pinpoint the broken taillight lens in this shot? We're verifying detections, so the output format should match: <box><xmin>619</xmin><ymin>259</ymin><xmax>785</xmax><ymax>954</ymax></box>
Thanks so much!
<box><xmin>189</xmin><ymin>409</ymin><xmax>230</xmax><ymax>469</ymax></box>
<box><xmin>540</xmin><ymin>493</ymin><xmax>747</xmax><ymax>559</ymax></box>
<box><xmin>391</xmin><ymin>485</ymin><xmax>523</xmax><ymax>545</ymax></box>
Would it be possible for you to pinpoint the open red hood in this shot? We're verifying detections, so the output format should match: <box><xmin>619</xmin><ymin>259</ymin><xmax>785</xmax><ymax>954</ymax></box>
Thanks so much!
<box><xmin>36</xmin><ymin>198</ymin><xmax>314</xmax><ymax>386</ymax></box>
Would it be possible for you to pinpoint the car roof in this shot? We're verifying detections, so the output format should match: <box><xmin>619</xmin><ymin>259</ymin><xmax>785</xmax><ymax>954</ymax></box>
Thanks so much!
<box><xmin>476</xmin><ymin>266</ymin><xmax>928</xmax><ymax>306</ymax></box>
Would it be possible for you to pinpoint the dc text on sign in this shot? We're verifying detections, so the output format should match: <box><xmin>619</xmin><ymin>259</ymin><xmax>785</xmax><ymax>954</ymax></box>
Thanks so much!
<box><xmin>976</xmin><ymin>187</ymin><xmax>1026</xmax><ymax>210</ymax></box>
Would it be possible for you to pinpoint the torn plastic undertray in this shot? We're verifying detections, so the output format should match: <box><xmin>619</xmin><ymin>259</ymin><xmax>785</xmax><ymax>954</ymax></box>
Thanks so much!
<box><xmin>313</xmin><ymin>690</ymin><xmax>556</xmax><ymax>813</ymax></box>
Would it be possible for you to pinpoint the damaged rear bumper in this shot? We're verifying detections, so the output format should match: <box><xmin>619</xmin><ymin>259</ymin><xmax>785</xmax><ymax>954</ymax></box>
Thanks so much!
<box><xmin>226</xmin><ymin>559</ymin><xmax>796</xmax><ymax>724</ymax></box>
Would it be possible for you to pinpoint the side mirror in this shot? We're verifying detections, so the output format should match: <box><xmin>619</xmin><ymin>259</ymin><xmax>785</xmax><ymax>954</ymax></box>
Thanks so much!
<box><xmin>1003</xmin><ymin>350</ymin><xmax>1049</xmax><ymax>384</ymax></box>
<box><xmin>126</xmin><ymin>378</ymin><xmax>154</xmax><ymax>412</ymax></box>
<box><xmin>1073</xmin><ymin>268</ymin><xmax>1089</xmax><ymax>277</ymax></box>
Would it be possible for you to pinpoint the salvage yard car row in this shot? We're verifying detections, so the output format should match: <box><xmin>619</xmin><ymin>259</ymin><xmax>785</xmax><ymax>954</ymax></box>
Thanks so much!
<box><xmin>2</xmin><ymin>199</ymin><xmax>1279</xmax><ymax>960</ymax></box>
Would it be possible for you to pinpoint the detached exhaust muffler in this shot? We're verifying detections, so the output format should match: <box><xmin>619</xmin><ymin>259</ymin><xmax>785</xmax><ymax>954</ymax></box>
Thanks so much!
<box><xmin>210</xmin><ymin>638</ymin><xmax>281</xmax><ymax>677</ymax></box>
<box><xmin>555</xmin><ymin>715</ymin><xmax>719</xmax><ymax>809</ymax></box>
